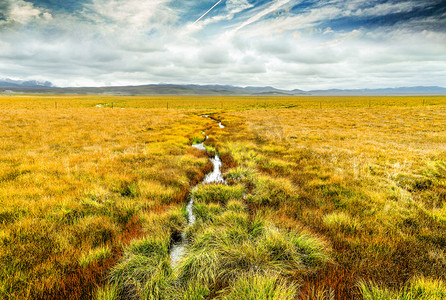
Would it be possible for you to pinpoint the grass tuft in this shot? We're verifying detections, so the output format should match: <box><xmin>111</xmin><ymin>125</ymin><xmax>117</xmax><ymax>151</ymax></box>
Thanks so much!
<box><xmin>323</xmin><ymin>211</ymin><xmax>360</xmax><ymax>234</ymax></box>
<box><xmin>95</xmin><ymin>283</ymin><xmax>120</xmax><ymax>300</ymax></box>
<box><xmin>219</xmin><ymin>273</ymin><xmax>297</xmax><ymax>300</ymax></box>
<box><xmin>359</xmin><ymin>276</ymin><xmax>446</xmax><ymax>300</ymax></box>
<box><xmin>79</xmin><ymin>245</ymin><xmax>112</xmax><ymax>267</ymax></box>
<box><xmin>192</xmin><ymin>184</ymin><xmax>245</xmax><ymax>204</ymax></box>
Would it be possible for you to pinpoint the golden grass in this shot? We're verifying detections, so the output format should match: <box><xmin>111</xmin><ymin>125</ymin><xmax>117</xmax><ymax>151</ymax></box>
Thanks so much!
<box><xmin>0</xmin><ymin>101</ymin><xmax>213</xmax><ymax>299</ymax></box>
<box><xmin>210</xmin><ymin>101</ymin><xmax>445</xmax><ymax>298</ymax></box>
<box><xmin>1</xmin><ymin>94</ymin><xmax>445</xmax><ymax>110</ymax></box>
<box><xmin>0</xmin><ymin>94</ymin><xmax>445</xmax><ymax>299</ymax></box>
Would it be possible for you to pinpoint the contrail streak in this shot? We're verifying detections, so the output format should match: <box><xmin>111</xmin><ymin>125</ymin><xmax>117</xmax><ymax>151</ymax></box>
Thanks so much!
<box><xmin>193</xmin><ymin>0</ymin><xmax>223</xmax><ymax>24</ymax></box>
<box><xmin>233</xmin><ymin>0</ymin><xmax>292</xmax><ymax>32</ymax></box>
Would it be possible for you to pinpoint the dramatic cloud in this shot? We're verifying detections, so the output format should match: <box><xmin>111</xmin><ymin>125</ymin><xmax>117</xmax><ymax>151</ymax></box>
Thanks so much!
<box><xmin>0</xmin><ymin>0</ymin><xmax>51</xmax><ymax>26</ymax></box>
<box><xmin>0</xmin><ymin>0</ymin><xmax>445</xmax><ymax>89</ymax></box>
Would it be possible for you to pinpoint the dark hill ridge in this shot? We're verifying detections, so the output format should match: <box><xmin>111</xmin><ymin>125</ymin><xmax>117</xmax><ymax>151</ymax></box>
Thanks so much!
<box><xmin>1</xmin><ymin>80</ymin><xmax>445</xmax><ymax>95</ymax></box>
<box><xmin>0</xmin><ymin>82</ymin><xmax>307</xmax><ymax>95</ymax></box>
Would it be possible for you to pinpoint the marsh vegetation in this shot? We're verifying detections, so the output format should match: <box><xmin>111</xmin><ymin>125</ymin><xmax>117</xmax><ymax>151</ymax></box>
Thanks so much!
<box><xmin>0</xmin><ymin>94</ymin><xmax>445</xmax><ymax>299</ymax></box>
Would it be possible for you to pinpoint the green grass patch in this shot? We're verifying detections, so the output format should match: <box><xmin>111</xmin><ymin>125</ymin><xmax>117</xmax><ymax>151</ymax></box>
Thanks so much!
<box><xmin>79</xmin><ymin>245</ymin><xmax>111</xmax><ymax>267</ymax></box>
<box><xmin>359</xmin><ymin>276</ymin><xmax>446</xmax><ymax>300</ymax></box>
<box><xmin>249</xmin><ymin>175</ymin><xmax>298</xmax><ymax>207</ymax></box>
<box><xmin>219</xmin><ymin>274</ymin><xmax>297</xmax><ymax>300</ymax></box>
<box><xmin>323</xmin><ymin>211</ymin><xmax>361</xmax><ymax>234</ymax></box>
<box><xmin>192</xmin><ymin>184</ymin><xmax>245</xmax><ymax>204</ymax></box>
<box><xmin>176</xmin><ymin>209</ymin><xmax>330</xmax><ymax>294</ymax></box>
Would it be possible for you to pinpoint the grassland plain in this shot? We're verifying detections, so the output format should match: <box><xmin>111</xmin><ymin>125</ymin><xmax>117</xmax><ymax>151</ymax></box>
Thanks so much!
<box><xmin>210</xmin><ymin>102</ymin><xmax>446</xmax><ymax>298</ymax></box>
<box><xmin>0</xmin><ymin>94</ymin><xmax>445</xmax><ymax>300</ymax></box>
<box><xmin>0</xmin><ymin>97</ymin><xmax>217</xmax><ymax>299</ymax></box>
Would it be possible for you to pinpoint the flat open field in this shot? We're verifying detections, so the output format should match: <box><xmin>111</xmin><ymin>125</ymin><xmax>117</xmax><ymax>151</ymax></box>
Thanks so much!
<box><xmin>0</xmin><ymin>94</ymin><xmax>445</xmax><ymax>299</ymax></box>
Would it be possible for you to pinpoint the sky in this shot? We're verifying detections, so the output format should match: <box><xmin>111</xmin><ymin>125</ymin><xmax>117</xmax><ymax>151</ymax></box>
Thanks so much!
<box><xmin>0</xmin><ymin>0</ymin><xmax>445</xmax><ymax>90</ymax></box>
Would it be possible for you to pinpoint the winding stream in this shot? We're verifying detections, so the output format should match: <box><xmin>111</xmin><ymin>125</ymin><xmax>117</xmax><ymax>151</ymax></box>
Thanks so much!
<box><xmin>170</xmin><ymin>115</ymin><xmax>225</xmax><ymax>268</ymax></box>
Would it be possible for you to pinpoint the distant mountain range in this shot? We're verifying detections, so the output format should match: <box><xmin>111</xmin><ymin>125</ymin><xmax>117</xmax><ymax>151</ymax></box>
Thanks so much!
<box><xmin>309</xmin><ymin>86</ymin><xmax>446</xmax><ymax>96</ymax></box>
<box><xmin>1</xmin><ymin>79</ymin><xmax>445</xmax><ymax>96</ymax></box>
<box><xmin>0</xmin><ymin>79</ymin><xmax>53</xmax><ymax>88</ymax></box>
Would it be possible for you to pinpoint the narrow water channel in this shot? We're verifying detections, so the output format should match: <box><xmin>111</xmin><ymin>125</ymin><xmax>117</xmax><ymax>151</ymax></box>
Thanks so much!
<box><xmin>170</xmin><ymin>115</ymin><xmax>225</xmax><ymax>268</ymax></box>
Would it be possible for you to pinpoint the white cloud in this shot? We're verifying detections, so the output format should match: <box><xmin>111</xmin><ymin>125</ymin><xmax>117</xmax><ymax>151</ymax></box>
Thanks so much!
<box><xmin>352</xmin><ymin>1</ymin><xmax>421</xmax><ymax>17</ymax></box>
<box><xmin>83</xmin><ymin>0</ymin><xmax>176</xmax><ymax>32</ymax></box>
<box><xmin>232</xmin><ymin>0</ymin><xmax>295</xmax><ymax>33</ymax></box>
<box><xmin>0</xmin><ymin>0</ymin><xmax>445</xmax><ymax>90</ymax></box>
<box><xmin>226</xmin><ymin>0</ymin><xmax>254</xmax><ymax>15</ymax></box>
<box><xmin>0</xmin><ymin>0</ymin><xmax>52</xmax><ymax>26</ymax></box>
